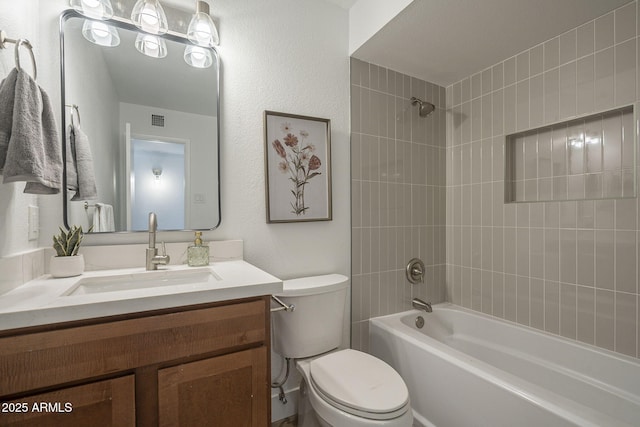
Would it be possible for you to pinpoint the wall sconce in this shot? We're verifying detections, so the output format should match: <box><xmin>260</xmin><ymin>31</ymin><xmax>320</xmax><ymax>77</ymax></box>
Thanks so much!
<box><xmin>70</xmin><ymin>0</ymin><xmax>114</xmax><ymax>20</ymax></box>
<box><xmin>187</xmin><ymin>1</ymin><xmax>219</xmax><ymax>47</ymax></box>
<box><xmin>131</xmin><ymin>0</ymin><xmax>169</xmax><ymax>35</ymax></box>
<box><xmin>152</xmin><ymin>167</ymin><xmax>163</xmax><ymax>186</ymax></box>
<box><xmin>152</xmin><ymin>167</ymin><xmax>163</xmax><ymax>180</ymax></box>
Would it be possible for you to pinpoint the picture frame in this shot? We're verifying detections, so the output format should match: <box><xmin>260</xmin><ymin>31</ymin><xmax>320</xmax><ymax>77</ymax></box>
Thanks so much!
<box><xmin>264</xmin><ymin>111</ymin><xmax>332</xmax><ymax>223</ymax></box>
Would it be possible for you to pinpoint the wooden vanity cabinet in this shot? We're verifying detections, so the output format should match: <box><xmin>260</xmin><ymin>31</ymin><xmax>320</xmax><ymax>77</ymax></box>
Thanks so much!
<box><xmin>0</xmin><ymin>296</ymin><xmax>271</xmax><ymax>427</ymax></box>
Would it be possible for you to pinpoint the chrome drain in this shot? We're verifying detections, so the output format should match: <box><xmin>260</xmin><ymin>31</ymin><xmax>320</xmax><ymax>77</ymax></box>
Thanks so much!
<box><xmin>415</xmin><ymin>316</ymin><xmax>424</xmax><ymax>329</ymax></box>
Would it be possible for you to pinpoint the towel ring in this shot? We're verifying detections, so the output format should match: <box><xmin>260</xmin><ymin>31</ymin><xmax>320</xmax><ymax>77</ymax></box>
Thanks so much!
<box><xmin>0</xmin><ymin>30</ymin><xmax>37</xmax><ymax>80</ymax></box>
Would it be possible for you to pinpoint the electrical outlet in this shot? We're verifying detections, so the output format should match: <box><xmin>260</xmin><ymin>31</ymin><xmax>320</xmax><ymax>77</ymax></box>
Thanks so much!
<box><xmin>28</xmin><ymin>205</ymin><xmax>39</xmax><ymax>241</ymax></box>
<box><xmin>194</xmin><ymin>193</ymin><xmax>206</xmax><ymax>204</ymax></box>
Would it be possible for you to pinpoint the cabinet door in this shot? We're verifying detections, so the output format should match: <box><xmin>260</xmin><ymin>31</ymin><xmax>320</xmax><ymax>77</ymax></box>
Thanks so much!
<box><xmin>1</xmin><ymin>375</ymin><xmax>135</xmax><ymax>427</ymax></box>
<box><xmin>158</xmin><ymin>347</ymin><xmax>268</xmax><ymax>427</ymax></box>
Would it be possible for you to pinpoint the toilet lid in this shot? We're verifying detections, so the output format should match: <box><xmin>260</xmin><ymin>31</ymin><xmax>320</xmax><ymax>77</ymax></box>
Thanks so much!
<box><xmin>309</xmin><ymin>349</ymin><xmax>409</xmax><ymax>417</ymax></box>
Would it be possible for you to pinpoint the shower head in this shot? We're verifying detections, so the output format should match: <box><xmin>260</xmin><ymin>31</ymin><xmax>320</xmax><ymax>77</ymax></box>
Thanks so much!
<box><xmin>410</xmin><ymin>97</ymin><xmax>436</xmax><ymax>117</ymax></box>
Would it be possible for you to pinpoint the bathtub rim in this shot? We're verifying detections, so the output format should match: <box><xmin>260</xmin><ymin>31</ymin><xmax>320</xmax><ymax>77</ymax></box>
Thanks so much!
<box><xmin>379</xmin><ymin>302</ymin><xmax>640</xmax><ymax>366</ymax></box>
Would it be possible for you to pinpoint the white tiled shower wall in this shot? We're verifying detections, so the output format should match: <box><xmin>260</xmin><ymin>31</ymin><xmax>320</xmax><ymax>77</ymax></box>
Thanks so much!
<box><xmin>352</xmin><ymin>1</ymin><xmax>640</xmax><ymax>359</ymax></box>
<box><xmin>350</xmin><ymin>60</ymin><xmax>448</xmax><ymax>351</ymax></box>
<box><xmin>446</xmin><ymin>1</ymin><xmax>640</xmax><ymax>357</ymax></box>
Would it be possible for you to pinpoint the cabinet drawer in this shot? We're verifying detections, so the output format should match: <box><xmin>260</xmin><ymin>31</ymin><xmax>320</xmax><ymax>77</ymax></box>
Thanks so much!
<box><xmin>1</xmin><ymin>375</ymin><xmax>135</xmax><ymax>427</ymax></box>
<box><xmin>0</xmin><ymin>299</ymin><xmax>266</xmax><ymax>396</ymax></box>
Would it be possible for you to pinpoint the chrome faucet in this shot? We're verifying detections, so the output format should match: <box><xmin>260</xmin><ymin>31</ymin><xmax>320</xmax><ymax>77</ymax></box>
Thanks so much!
<box><xmin>412</xmin><ymin>298</ymin><xmax>432</xmax><ymax>313</ymax></box>
<box><xmin>146</xmin><ymin>212</ymin><xmax>170</xmax><ymax>270</ymax></box>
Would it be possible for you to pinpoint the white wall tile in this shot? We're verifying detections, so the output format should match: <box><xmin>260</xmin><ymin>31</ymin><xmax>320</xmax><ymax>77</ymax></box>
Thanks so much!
<box><xmin>615</xmin><ymin>2</ymin><xmax>637</xmax><ymax>43</ymax></box>
<box><xmin>482</xmin><ymin>68</ymin><xmax>492</xmax><ymax>95</ymax></box>
<box><xmin>594</xmin><ymin>47</ymin><xmax>615</xmax><ymax>110</ymax></box>
<box><xmin>559</xmin><ymin>61</ymin><xmax>577</xmax><ymax>119</ymax></box>
<box><xmin>440</xmin><ymin>1</ymin><xmax>640</xmax><ymax>361</ymax></box>
<box><xmin>544</xmin><ymin>69</ymin><xmax>560</xmax><ymax>123</ymax></box>
<box><xmin>559</xmin><ymin>29</ymin><xmax>577</xmax><ymax>65</ymax></box>
<box><xmin>615</xmin><ymin>39</ymin><xmax>636</xmax><ymax>105</ymax></box>
<box><xmin>577</xmin><ymin>22</ymin><xmax>595</xmax><ymax>58</ymax></box>
<box><xmin>576</xmin><ymin>55</ymin><xmax>595</xmax><ymax>115</ymax></box>
<box><xmin>595</xmin><ymin>12</ymin><xmax>615</xmax><ymax>51</ymax></box>
<box><xmin>516</xmin><ymin>51</ymin><xmax>530</xmax><ymax>81</ymax></box>
<box><xmin>492</xmin><ymin>63</ymin><xmax>504</xmax><ymax>90</ymax></box>
<box><xmin>544</xmin><ymin>37</ymin><xmax>560</xmax><ymax>71</ymax></box>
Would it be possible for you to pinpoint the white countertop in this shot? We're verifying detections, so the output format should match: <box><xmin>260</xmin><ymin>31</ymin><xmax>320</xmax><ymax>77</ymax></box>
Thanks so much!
<box><xmin>0</xmin><ymin>260</ymin><xmax>282</xmax><ymax>331</ymax></box>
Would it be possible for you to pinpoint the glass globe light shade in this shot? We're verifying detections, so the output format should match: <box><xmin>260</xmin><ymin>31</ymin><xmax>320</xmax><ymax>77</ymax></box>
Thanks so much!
<box><xmin>131</xmin><ymin>0</ymin><xmax>169</xmax><ymax>35</ymax></box>
<box><xmin>81</xmin><ymin>20</ymin><xmax>120</xmax><ymax>47</ymax></box>
<box><xmin>134</xmin><ymin>33</ymin><xmax>167</xmax><ymax>58</ymax></box>
<box><xmin>187</xmin><ymin>1</ymin><xmax>219</xmax><ymax>47</ymax></box>
<box><xmin>184</xmin><ymin>45</ymin><xmax>213</xmax><ymax>68</ymax></box>
<box><xmin>70</xmin><ymin>0</ymin><xmax>114</xmax><ymax>20</ymax></box>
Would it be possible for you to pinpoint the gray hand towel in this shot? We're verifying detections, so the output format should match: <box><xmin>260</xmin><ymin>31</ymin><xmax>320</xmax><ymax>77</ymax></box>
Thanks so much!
<box><xmin>2</xmin><ymin>68</ymin><xmax>62</xmax><ymax>194</ymax></box>
<box><xmin>0</xmin><ymin>69</ymin><xmax>18</xmax><ymax>172</ymax></box>
<box><xmin>65</xmin><ymin>125</ymin><xmax>78</xmax><ymax>192</ymax></box>
<box><xmin>66</xmin><ymin>123</ymin><xmax>98</xmax><ymax>201</ymax></box>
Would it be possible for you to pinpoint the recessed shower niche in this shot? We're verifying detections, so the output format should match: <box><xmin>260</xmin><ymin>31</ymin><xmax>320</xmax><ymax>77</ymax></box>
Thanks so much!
<box><xmin>505</xmin><ymin>105</ymin><xmax>636</xmax><ymax>203</ymax></box>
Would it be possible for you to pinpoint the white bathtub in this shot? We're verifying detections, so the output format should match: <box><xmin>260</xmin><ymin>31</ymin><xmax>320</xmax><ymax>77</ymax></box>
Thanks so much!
<box><xmin>369</xmin><ymin>303</ymin><xmax>640</xmax><ymax>427</ymax></box>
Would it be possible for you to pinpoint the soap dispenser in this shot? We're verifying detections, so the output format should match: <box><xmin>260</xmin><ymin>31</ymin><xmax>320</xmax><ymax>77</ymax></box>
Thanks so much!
<box><xmin>187</xmin><ymin>231</ymin><xmax>209</xmax><ymax>267</ymax></box>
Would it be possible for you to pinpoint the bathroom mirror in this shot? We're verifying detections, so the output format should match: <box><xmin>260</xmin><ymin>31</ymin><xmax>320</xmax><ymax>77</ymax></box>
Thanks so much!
<box><xmin>60</xmin><ymin>10</ymin><xmax>220</xmax><ymax>233</ymax></box>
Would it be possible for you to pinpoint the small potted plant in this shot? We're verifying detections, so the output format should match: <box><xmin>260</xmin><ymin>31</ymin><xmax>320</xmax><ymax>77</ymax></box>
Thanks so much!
<box><xmin>50</xmin><ymin>225</ymin><xmax>89</xmax><ymax>278</ymax></box>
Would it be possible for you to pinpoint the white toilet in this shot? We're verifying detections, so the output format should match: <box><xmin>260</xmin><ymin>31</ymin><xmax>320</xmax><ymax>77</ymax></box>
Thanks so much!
<box><xmin>272</xmin><ymin>274</ymin><xmax>413</xmax><ymax>427</ymax></box>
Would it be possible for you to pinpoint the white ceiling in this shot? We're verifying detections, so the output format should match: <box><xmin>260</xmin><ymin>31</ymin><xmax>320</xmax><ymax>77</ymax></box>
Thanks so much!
<box><xmin>352</xmin><ymin>0</ymin><xmax>633</xmax><ymax>87</ymax></box>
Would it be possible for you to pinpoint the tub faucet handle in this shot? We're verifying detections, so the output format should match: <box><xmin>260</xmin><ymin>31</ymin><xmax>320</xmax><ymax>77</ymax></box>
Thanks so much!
<box><xmin>406</xmin><ymin>258</ymin><xmax>425</xmax><ymax>284</ymax></box>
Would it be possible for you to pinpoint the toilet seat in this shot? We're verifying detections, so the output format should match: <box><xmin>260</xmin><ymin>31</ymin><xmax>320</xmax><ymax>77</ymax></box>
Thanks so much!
<box><xmin>309</xmin><ymin>349</ymin><xmax>410</xmax><ymax>421</ymax></box>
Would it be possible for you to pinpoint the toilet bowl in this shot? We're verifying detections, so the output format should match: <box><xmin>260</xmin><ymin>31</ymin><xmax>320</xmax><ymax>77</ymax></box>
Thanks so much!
<box><xmin>271</xmin><ymin>274</ymin><xmax>413</xmax><ymax>427</ymax></box>
<box><xmin>296</xmin><ymin>350</ymin><xmax>412</xmax><ymax>427</ymax></box>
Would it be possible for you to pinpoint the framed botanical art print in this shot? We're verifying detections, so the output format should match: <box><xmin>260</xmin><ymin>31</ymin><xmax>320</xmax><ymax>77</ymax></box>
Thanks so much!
<box><xmin>264</xmin><ymin>111</ymin><xmax>332</xmax><ymax>223</ymax></box>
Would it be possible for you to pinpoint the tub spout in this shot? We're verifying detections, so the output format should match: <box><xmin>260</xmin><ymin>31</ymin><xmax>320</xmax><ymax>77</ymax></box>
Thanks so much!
<box><xmin>412</xmin><ymin>298</ymin><xmax>432</xmax><ymax>313</ymax></box>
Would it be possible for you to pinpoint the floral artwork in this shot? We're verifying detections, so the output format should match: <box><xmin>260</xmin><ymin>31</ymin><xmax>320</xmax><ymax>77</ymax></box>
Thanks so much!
<box><xmin>272</xmin><ymin>124</ymin><xmax>322</xmax><ymax>215</ymax></box>
<box><xmin>264</xmin><ymin>111</ymin><xmax>332</xmax><ymax>222</ymax></box>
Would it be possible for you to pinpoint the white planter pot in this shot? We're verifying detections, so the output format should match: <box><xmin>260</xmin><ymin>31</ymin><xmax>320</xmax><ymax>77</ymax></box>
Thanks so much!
<box><xmin>50</xmin><ymin>254</ymin><xmax>85</xmax><ymax>278</ymax></box>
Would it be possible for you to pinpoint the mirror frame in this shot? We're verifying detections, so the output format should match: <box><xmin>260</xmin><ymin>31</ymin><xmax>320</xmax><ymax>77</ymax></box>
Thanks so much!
<box><xmin>59</xmin><ymin>9</ymin><xmax>221</xmax><ymax>233</ymax></box>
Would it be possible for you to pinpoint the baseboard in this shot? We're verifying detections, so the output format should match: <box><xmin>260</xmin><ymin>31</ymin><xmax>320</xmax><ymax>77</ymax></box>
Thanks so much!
<box><xmin>271</xmin><ymin>386</ymin><xmax>299</xmax><ymax>423</ymax></box>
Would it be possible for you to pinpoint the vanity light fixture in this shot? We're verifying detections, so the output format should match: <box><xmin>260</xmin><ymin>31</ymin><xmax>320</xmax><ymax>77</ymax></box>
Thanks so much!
<box><xmin>187</xmin><ymin>1</ymin><xmax>219</xmax><ymax>47</ymax></box>
<box><xmin>81</xmin><ymin>20</ymin><xmax>120</xmax><ymax>47</ymax></box>
<box><xmin>135</xmin><ymin>33</ymin><xmax>167</xmax><ymax>58</ymax></box>
<box><xmin>131</xmin><ymin>0</ymin><xmax>169</xmax><ymax>35</ymax></box>
<box><xmin>70</xmin><ymin>0</ymin><xmax>114</xmax><ymax>20</ymax></box>
<box><xmin>184</xmin><ymin>45</ymin><xmax>213</xmax><ymax>68</ymax></box>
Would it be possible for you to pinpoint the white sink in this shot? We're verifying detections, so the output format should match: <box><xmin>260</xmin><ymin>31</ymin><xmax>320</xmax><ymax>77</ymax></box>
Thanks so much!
<box><xmin>64</xmin><ymin>268</ymin><xmax>221</xmax><ymax>296</ymax></box>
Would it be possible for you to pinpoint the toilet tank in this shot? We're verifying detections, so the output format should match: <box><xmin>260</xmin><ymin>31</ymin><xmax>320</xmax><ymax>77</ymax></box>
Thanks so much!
<box><xmin>272</xmin><ymin>274</ymin><xmax>349</xmax><ymax>359</ymax></box>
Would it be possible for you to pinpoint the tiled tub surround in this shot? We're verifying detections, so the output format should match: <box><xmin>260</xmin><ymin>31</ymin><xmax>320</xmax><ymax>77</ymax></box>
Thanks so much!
<box><xmin>350</xmin><ymin>59</ymin><xmax>447</xmax><ymax>351</ymax></box>
<box><xmin>506</xmin><ymin>105</ymin><xmax>636</xmax><ymax>202</ymax></box>
<box><xmin>446</xmin><ymin>1</ymin><xmax>640</xmax><ymax>358</ymax></box>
